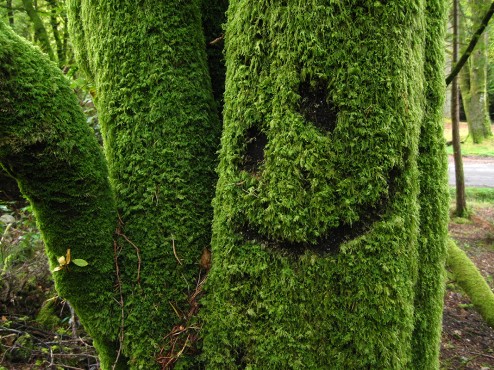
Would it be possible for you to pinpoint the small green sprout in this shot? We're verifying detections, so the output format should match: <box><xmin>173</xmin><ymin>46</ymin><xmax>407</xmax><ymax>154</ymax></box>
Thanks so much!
<box><xmin>53</xmin><ymin>249</ymin><xmax>88</xmax><ymax>272</ymax></box>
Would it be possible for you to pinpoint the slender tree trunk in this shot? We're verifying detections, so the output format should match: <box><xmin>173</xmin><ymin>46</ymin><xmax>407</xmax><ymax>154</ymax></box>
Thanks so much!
<box><xmin>459</xmin><ymin>5</ymin><xmax>472</xmax><ymax>124</ymax></box>
<box><xmin>468</xmin><ymin>30</ymin><xmax>492</xmax><ymax>142</ymax></box>
<box><xmin>61</xmin><ymin>12</ymin><xmax>70</xmax><ymax>65</ymax></box>
<box><xmin>21</xmin><ymin>0</ymin><xmax>56</xmax><ymax>61</ymax></box>
<box><xmin>412</xmin><ymin>0</ymin><xmax>450</xmax><ymax>367</ymax></box>
<box><xmin>453</xmin><ymin>0</ymin><xmax>468</xmax><ymax>217</ymax></box>
<box><xmin>46</xmin><ymin>0</ymin><xmax>64</xmax><ymax>66</ymax></box>
<box><xmin>6</xmin><ymin>0</ymin><xmax>14</xmax><ymax>26</ymax></box>
<box><xmin>67</xmin><ymin>0</ymin><xmax>220</xmax><ymax>367</ymax></box>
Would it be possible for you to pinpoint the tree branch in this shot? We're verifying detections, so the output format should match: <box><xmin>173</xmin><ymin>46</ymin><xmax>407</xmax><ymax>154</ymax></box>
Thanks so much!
<box><xmin>446</xmin><ymin>1</ymin><xmax>494</xmax><ymax>86</ymax></box>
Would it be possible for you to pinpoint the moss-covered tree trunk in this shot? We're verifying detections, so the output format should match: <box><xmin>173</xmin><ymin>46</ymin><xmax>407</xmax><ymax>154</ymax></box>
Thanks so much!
<box><xmin>46</xmin><ymin>0</ymin><xmax>65</xmax><ymax>66</ymax></box>
<box><xmin>412</xmin><ymin>0</ymin><xmax>449</xmax><ymax>367</ymax></box>
<box><xmin>67</xmin><ymin>0</ymin><xmax>220</xmax><ymax>367</ymax></box>
<box><xmin>21</xmin><ymin>0</ymin><xmax>56</xmax><ymax>61</ymax></box>
<box><xmin>202</xmin><ymin>1</ymin><xmax>448</xmax><ymax>368</ymax></box>
<box><xmin>0</xmin><ymin>21</ymin><xmax>121</xmax><ymax>369</ymax></box>
<box><xmin>459</xmin><ymin>0</ymin><xmax>493</xmax><ymax>143</ymax></box>
<box><xmin>6</xmin><ymin>0</ymin><xmax>14</xmax><ymax>26</ymax></box>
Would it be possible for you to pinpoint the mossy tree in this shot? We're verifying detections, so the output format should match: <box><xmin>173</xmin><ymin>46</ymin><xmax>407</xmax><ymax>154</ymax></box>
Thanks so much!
<box><xmin>66</xmin><ymin>0</ymin><xmax>221</xmax><ymax>368</ymax></box>
<box><xmin>2</xmin><ymin>0</ymin><xmax>220</xmax><ymax>368</ymax></box>
<box><xmin>202</xmin><ymin>1</ymin><xmax>449</xmax><ymax>368</ymax></box>
<box><xmin>0</xmin><ymin>20</ymin><xmax>120</xmax><ymax>368</ymax></box>
<box><xmin>459</xmin><ymin>0</ymin><xmax>493</xmax><ymax>143</ymax></box>
<box><xmin>2</xmin><ymin>0</ymin><xmax>450</xmax><ymax>368</ymax></box>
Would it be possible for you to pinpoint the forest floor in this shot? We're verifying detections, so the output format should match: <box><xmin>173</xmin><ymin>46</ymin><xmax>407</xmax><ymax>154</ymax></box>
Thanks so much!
<box><xmin>1</xmin><ymin>191</ymin><xmax>494</xmax><ymax>369</ymax></box>
<box><xmin>442</xmin><ymin>200</ymin><xmax>494</xmax><ymax>369</ymax></box>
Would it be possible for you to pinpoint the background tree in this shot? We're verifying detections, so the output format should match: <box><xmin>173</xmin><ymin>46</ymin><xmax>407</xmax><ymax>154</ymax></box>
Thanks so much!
<box><xmin>459</xmin><ymin>0</ymin><xmax>493</xmax><ymax>143</ymax></box>
<box><xmin>453</xmin><ymin>0</ymin><xmax>469</xmax><ymax>216</ymax></box>
<box><xmin>1</xmin><ymin>0</ymin><xmax>70</xmax><ymax>66</ymax></box>
<box><xmin>203</xmin><ymin>1</ymin><xmax>448</xmax><ymax>368</ymax></box>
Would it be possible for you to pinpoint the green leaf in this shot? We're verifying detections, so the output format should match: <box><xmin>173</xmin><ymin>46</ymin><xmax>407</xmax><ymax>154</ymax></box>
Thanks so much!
<box><xmin>72</xmin><ymin>259</ymin><xmax>88</xmax><ymax>267</ymax></box>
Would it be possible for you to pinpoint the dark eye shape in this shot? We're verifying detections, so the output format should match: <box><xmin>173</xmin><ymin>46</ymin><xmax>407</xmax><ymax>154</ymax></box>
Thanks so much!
<box><xmin>241</xmin><ymin>126</ymin><xmax>268</xmax><ymax>174</ymax></box>
<box><xmin>298</xmin><ymin>80</ymin><xmax>338</xmax><ymax>133</ymax></box>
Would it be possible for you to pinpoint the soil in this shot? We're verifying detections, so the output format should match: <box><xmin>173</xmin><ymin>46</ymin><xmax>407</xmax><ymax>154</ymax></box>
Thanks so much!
<box><xmin>443</xmin><ymin>205</ymin><xmax>494</xmax><ymax>369</ymax></box>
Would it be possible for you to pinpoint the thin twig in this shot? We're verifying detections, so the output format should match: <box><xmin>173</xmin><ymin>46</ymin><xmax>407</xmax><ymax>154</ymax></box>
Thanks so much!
<box><xmin>172</xmin><ymin>238</ymin><xmax>182</xmax><ymax>265</ymax></box>
<box><xmin>116</xmin><ymin>213</ymin><xmax>142</xmax><ymax>284</ymax></box>
<box><xmin>209</xmin><ymin>34</ymin><xmax>224</xmax><ymax>45</ymax></box>
<box><xmin>116</xmin><ymin>230</ymin><xmax>141</xmax><ymax>283</ymax></box>
<box><xmin>112</xmin><ymin>240</ymin><xmax>125</xmax><ymax>370</ymax></box>
<box><xmin>469</xmin><ymin>351</ymin><xmax>494</xmax><ymax>360</ymax></box>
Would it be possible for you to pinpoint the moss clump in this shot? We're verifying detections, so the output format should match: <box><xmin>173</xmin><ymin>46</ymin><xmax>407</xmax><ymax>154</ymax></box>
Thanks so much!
<box><xmin>36</xmin><ymin>300</ymin><xmax>59</xmax><ymax>330</ymax></box>
<box><xmin>447</xmin><ymin>239</ymin><xmax>494</xmax><ymax>328</ymax></box>
<box><xmin>202</xmin><ymin>1</ymin><xmax>441</xmax><ymax>368</ymax></box>
<box><xmin>0</xmin><ymin>21</ymin><xmax>121</xmax><ymax>368</ymax></box>
<box><xmin>67</xmin><ymin>1</ymin><xmax>220</xmax><ymax>367</ymax></box>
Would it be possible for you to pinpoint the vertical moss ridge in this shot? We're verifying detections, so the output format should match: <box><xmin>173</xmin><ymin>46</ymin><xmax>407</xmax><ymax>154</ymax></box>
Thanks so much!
<box><xmin>412</xmin><ymin>0</ymin><xmax>450</xmax><ymax>368</ymax></box>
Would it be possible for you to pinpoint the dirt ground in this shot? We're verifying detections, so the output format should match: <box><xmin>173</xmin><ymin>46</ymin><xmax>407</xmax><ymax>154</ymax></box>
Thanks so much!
<box><xmin>443</xmin><ymin>205</ymin><xmax>494</xmax><ymax>369</ymax></box>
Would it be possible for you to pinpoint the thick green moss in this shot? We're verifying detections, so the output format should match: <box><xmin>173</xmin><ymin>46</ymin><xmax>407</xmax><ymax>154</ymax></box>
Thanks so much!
<box><xmin>203</xmin><ymin>1</ymin><xmax>429</xmax><ymax>368</ymax></box>
<box><xmin>67</xmin><ymin>1</ymin><xmax>220</xmax><ymax>368</ymax></box>
<box><xmin>0</xmin><ymin>21</ymin><xmax>121</xmax><ymax>369</ymax></box>
<box><xmin>412</xmin><ymin>0</ymin><xmax>449</xmax><ymax>368</ymax></box>
<box><xmin>447</xmin><ymin>239</ymin><xmax>494</xmax><ymax>328</ymax></box>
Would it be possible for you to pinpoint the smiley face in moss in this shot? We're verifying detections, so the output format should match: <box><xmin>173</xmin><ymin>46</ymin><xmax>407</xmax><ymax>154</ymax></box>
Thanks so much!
<box><xmin>222</xmin><ymin>77</ymin><xmax>403</xmax><ymax>254</ymax></box>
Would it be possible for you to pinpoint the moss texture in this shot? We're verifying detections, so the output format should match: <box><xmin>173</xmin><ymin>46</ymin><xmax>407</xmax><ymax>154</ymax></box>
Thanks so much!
<box><xmin>0</xmin><ymin>21</ymin><xmax>121</xmax><ymax>368</ymax></box>
<box><xmin>412</xmin><ymin>0</ymin><xmax>450</xmax><ymax>368</ymax></box>
<box><xmin>447</xmin><ymin>239</ymin><xmax>494</xmax><ymax>328</ymax></box>
<box><xmin>67</xmin><ymin>1</ymin><xmax>220</xmax><ymax>368</ymax></box>
<box><xmin>202</xmin><ymin>1</ymin><xmax>445</xmax><ymax>368</ymax></box>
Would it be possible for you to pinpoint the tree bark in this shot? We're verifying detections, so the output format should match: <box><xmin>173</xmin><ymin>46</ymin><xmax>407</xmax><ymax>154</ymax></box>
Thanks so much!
<box><xmin>6</xmin><ymin>0</ymin><xmax>14</xmax><ymax>26</ymax></box>
<box><xmin>468</xmin><ymin>30</ymin><xmax>492</xmax><ymax>142</ymax></box>
<box><xmin>46</xmin><ymin>0</ymin><xmax>64</xmax><ymax>66</ymax></box>
<box><xmin>21</xmin><ymin>0</ymin><xmax>55</xmax><ymax>61</ymax></box>
<box><xmin>452</xmin><ymin>0</ymin><xmax>468</xmax><ymax>217</ymax></box>
<box><xmin>457</xmin><ymin>0</ymin><xmax>493</xmax><ymax>143</ymax></box>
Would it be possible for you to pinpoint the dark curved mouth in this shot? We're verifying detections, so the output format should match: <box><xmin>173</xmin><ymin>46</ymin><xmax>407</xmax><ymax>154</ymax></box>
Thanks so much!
<box><xmin>237</xmin><ymin>217</ymin><xmax>375</xmax><ymax>256</ymax></box>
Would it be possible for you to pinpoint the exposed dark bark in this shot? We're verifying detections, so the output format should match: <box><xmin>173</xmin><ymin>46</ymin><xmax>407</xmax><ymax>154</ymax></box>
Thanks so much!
<box><xmin>452</xmin><ymin>0</ymin><xmax>468</xmax><ymax>217</ymax></box>
<box><xmin>446</xmin><ymin>0</ymin><xmax>494</xmax><ymax>86</ymax></box>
